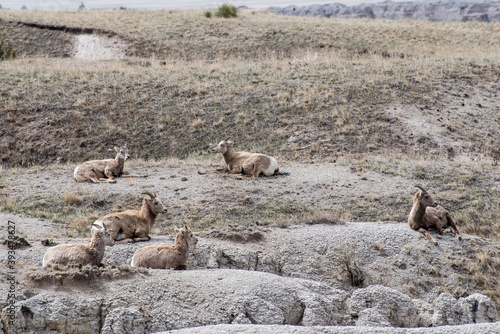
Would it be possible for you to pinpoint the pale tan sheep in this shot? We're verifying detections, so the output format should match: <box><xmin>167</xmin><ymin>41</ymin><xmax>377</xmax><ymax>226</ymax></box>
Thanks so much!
<box><xmin>130</xmin><ymin>226</ymin><xmax>197</xmax><ymax>269</ymax></box>
<box><xmin>199</xmin><ymin>140</ymin><xmax>279</xmax><ymax>177</ymax></box>
<box><xmin>408</xmin><ymin>185</ymin><xmax>462</xmax><ymax>245</ymax></box>
<box><xmin>94</xmin><ymin>191</ymin><xmax>167</xmax><ymax>243</ymax></box>
<box><xmin>42</xmin><ymin>224</ymin><xmax>115</xmax><ymax>267</ymax></box>
<box><xmin>74</xmin><ymin>144</ymin><xmax>131</xmax><ymax>183</ymax></box>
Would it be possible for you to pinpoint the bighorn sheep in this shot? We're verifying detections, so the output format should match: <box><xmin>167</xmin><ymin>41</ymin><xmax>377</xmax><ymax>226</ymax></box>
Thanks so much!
<box><xmin>42</xmin><ymin>224</ymin><xmax>115</xmax><ymax>267</ymax></box>
<box><xmin>94</xmin><ymin>191</ymin><xmax>167</xmax><ymax>243</ymax></box>
<box><xmin>131</xmin><ymin>226</ymin><xmax>197</xmax><ymax>269</ymax></box>
<box><xmin>199</xmin><ymin>140</ymin><xmax>279</xmax><ymax>177</ymax></box>
<box><xmin>74</xmin><ymin>144</ymin><xmax>131</xmax><ymax>183</ymax></box>
<box><xmin>408</xmin><ymin>185</ymin><xmax>462</xmax><ymax>245</ymax></box>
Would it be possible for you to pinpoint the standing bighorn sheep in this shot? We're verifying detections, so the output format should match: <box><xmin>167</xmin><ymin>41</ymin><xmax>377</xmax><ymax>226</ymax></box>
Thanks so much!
<box><xmin>94</xmin><ymin>191</ymin><xmax>167</xmax><ymax>243</ymax></box>
<box><xmin>42</xmin><ymin>224</ymin><xmax>115</xmax><ymax>267</ymax></box>
<box><xmin>74</xmin><ymin>144</ymin><xmax>131</xmax><ymax>183</ymax></box>
<box><xmin>199</xmin><ymin>140</ymin><xmax>279</xmax><ymax>177</ymax></box>
<box><xmin>131</xmin><ymin>226</ymin><xmax>197</xmax><ymax>269</ymax></box>
<box><xmin>408</xmin><ymin>185</ymin><xmax>462</xmax><ymax>245</ymax></box>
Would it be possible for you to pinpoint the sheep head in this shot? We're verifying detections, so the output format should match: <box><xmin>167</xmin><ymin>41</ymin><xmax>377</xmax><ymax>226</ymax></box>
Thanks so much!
<box><xmin>142</xmin><ymin>191</ymin><xmax>168</xmax><ymax>214</ymax></box>
<box><xmin>175</xmin><ymin>226</ymin><xmax>198</xmax><ymax>246</ymax></box>
<box><xmin>91</xmin><ymin>223</ymin><xmax>115</xmax><ymax>246</ymax></box>
<box><xmin>212</xmin><ymin>140</ymin><xmax>234</xmax><ymax>154</ymax></box>
<box><xmin>114</xmin><ymin>144</ymin><xmax>130</xmax><ymax>160</ymax></box>
<box><xmin>414</xmin><ymin>185</ymin><xmax>438</xmax><ymax>208</ymax></box>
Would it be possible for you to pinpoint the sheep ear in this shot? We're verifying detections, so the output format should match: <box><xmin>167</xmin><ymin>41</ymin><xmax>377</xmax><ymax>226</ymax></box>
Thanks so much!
<box><xmin>114</xmin><ymin>146</ymin><xmax>120</xmax><ymax>152</ymax></box>
<box><xmin>227</xmin><ymin>141</ymin><xmax>234</xmax><ymax>146</ymax></box>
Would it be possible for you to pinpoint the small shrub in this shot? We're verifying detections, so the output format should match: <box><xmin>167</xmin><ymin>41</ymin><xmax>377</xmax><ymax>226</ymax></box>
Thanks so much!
<box><xmin>204</xmin><ymin>11</ymin><xmax>212</xmax><ymax>18</ymax></box>
<box><xmin>0</xmin><ymin>41</ymin><xmax>16</xmax><ymax>61</ymax></box>
<box><xmin>63</xmin><ymin>192</ymin><xmax>83</xmax><ymax>206</ymax></box>
<box><xmin>215</xmin><ymin>4</ymin><xmax>238</xmax><ymax>18</ymax></box>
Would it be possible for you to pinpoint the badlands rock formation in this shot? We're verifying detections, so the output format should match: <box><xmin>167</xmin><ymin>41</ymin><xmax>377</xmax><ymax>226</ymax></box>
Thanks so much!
<box><xmin>269</xmin><ymin>1</ymin><xmax>500</xmax><ymax>22</ymax></box>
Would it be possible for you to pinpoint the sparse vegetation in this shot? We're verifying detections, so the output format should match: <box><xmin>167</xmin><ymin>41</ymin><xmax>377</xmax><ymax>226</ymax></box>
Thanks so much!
<box><xmin>0</xmin><ymin>40</ymin><xmax>16</xmax><ymax>61</ymax></box>
<box><xmin>215</xmin><ymin>4</ymin><xmax>238</xmax><ymax>18</ymax></box>
<box><xmin>63</xmin><ymin>192</ymin><xmax>83</xmax><ymax>206</ymax></box>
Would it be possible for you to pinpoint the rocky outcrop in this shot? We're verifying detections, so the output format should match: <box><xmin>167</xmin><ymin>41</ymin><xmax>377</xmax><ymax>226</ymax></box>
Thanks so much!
<box><xmin>269</xmin><ymin>1</ymin><xmax>500</xmax><ymax>23</ymax></box>
<box><xmin>3</xmin><ymin>270</ymin><xmax>352</xmax><ymax>333</ymax></box>
<box><xmin>11</xmin><ymin>223</ymin><xmax>500</xmax><ymax>316</ymax></box>
<box><xmin>349</xmin><ymin>285</ymin><xmax>419</xmax><ymax>327</ymax></box>
<box><xmin>2</xmin><ymin>270</ymin><xmax>498</xmax><ymax>333</ymax></box>
<box><xmin>2</xmin><ymin>223</ymin><xmax>500</xmax><ymax>333</ymax></box>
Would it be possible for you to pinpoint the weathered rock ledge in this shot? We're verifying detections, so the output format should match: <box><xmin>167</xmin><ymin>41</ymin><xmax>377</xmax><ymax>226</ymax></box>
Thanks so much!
<box><xmin>1</xmin><ymin>270</ymin><xmax>498</xmax><ymax>333</ymax></box>
<box><xmin>2</xmin><ymin>223</ymin><xmax>499</xmax><ymax>333</ymax></box>
<box><xmin>269</xmin><ymin>1</ymin><xmax>500</xmax><ymax>22</ymax></box>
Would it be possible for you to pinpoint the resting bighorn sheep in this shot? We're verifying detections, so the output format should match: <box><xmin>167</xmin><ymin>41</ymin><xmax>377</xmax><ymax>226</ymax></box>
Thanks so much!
<box><xmin>408</xmin><ymin>185</ymin><xmax>461</xmax><ymax>245</ymax></box>
<box><xmin>42</xmin><ymin>224</ymin><xmax>115</xmax><ymax>267</ymax></box>
<box><xmin>74</xmin><ymin>144</ymin><xmax>131</xmax><ymax>183</ymax></box>
<box><xmin>199</xmin><ymin>140</ymin><xmax>279</xmax><ymax>177</ymax></box>
<box><xmin>131</xmin><ymin>226</ymin><xmax>197</xmax><ymax>269</ymax></box>
<box><xmin>94</xmin><ymin>191</ymin><xmax>167</xmax><ymax>243</ymax></box>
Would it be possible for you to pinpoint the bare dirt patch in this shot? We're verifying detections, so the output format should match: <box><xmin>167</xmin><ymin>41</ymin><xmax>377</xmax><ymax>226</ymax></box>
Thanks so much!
<box><xmin>74</xmin><ymin>34</ymin><xmax>127</xmax><ymax>60</ymax></box>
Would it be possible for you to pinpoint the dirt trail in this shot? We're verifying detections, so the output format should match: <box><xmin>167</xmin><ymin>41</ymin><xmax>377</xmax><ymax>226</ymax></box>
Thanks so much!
<box><xmin>73</xmin><ymin>34</ymin><xmax>127</xmax><ymax>60</ymax></box>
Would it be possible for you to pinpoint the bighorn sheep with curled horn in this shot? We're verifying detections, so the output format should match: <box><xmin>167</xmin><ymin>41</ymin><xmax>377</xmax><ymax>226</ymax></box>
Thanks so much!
<box><xmin>74</xmin><ymin>144</ymin><xmax>142</xmax><ymax>183</ymax></box>
<box><xmin>131</xmin><ymin>226</ymin><xmax>197</xmax><ymax>269</ymax></box>
<box><xmin>198</xmin><ymin>139</ymin><xmax>279</xmax><ymax>177</ymax></box>
<box><xmin>408</xmin><ymin>185</ymin><xmax>461</xmax><ymax>245</ymax></box>
<box><xmin>94</xmin><ymin>191</ymin><xmax>167</xmax><ymax>243</ymax></box>
<box><xmin>42</xmin><ymin>223</ymin><xmax>115</xmax><ymax>267</ymax></box>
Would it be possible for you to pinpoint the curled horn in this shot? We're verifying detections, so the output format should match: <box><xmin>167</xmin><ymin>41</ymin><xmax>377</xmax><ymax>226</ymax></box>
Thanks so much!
<box><xmin>141</xmin><ymin>191</ymin><xmax>156</xmax><ymax>199</ymax></box>
<box><xmin>415</xmin><ymin>185</ymin><xmax>428</xmax><ymax>193</ymax></box>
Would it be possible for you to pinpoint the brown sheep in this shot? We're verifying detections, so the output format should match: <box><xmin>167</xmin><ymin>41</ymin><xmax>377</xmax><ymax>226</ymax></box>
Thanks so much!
<box><xmin>42</xmin><ymin>224</ymin><xmax>115</xmax><ymax>267</ymax></box>
<box><xmin>130</xmin><ymin>226</ymin><xmax>197</xmax><ymax>269</ymax></box>
<box><xmin>408</xmin><ymin>185</ymin><xmax>462</xmax><ymax>245</ymax></box>
<box><xmin>74</xmin><ymin>144</ymin><xmax>131</xmax><ymax>183</ymax></box>
<box><xmin>199</xmin><ymin>140</ymin><xmax>279</xmax><ymax>177</ymax></box>
<box><xmin>94</xmin><ymin>192</ymin><xmax>167</xmax><ymax>243</ymax></box>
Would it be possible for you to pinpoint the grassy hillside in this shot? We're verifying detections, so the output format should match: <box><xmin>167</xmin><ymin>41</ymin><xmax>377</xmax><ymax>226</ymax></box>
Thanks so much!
<box><xmin>0</xmin><ymin>10</ymin><xmax>499</xmax><ymax>166</ymax></box>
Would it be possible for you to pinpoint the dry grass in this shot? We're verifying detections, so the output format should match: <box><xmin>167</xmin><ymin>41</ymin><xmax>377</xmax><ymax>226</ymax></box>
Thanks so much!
<box><xmin>63</xmin><ymin>192</ymin><xmax>83</xmax><ymax>205</ymax></box>
<box><xmin>1</xmin><ymin>10</ymin><xmax>499</xmax><ymax>60</ymax></box>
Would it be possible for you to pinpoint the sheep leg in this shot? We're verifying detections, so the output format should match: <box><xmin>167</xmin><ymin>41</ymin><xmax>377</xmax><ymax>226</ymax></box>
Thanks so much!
<box><xmin>97</xmin><ymin>177</ymin><xmax>117</xmax><ymax>183</ymax></box>
<box><xmin>418</xmin><ymin>228</ymin><xmax>438</xmax><ymax>246</ymax></box>
<box><xmin>436</xmin><ymin>225</ymin><xmax>450</xmax><ymax>235</ymax></box>
<box><xmin>198</xmin><ymin>168</ymin><xmax>227</xmax><ymax>175</ymax></box>
<box><xmin>115</xmin><ymin>236</ymin><xmax>151</xmax><ymax>244</ymax></box>
<box><xmin>120</xmin><ymin>174</ymin><xmax>148</xmax><ymax>178</ymax></box>
<box><xmin>446</xmin><ymin>212</ymin><xmax>462</xmax><ymax>240</ymax></box>
<box><xmin>115</xmin><ymin>238</ymin><xmax>135</xmax><ymax>244</ymax></box>
<box><xmin>119</xmin><ymin>171</ymin><xmax>148</xmax><ymax>178</ymax></box>
<box><xmin>132</xmin><ymin>237</ymin><xmax>151</xmax><ymax>242</ymax></box>
<box><xmin>77</xmin><ymin>170</ymin><xmax>113</xmax><ymax>183</ymax></box>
